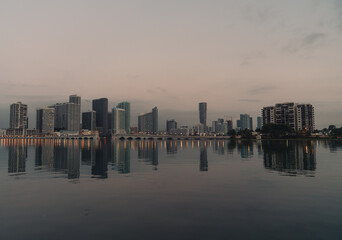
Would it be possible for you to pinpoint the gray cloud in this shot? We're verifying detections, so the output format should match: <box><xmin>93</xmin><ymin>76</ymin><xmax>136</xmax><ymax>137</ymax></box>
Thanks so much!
<box><xmin>247</xmin><ymin>86</ymin><xmax>276</xmax><ymax>95</ymax></box>
<box><xmin>239</xmin><ymin>99</ymin><xmax>261</xmax><ymax>103</ymax></box>
<box><xmin>283</xmin><ymin>32</ymin><xmax>326</xmax><ymax>54</ymax></box>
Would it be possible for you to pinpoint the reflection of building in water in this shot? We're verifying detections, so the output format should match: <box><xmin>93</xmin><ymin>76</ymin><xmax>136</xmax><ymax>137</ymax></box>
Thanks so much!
<box><xmin>263</xmin><ymin>140</ymin><xmax>316</xmax><ymax>176</ymax></box>
<box><xmin>138</xmin><ymin>140</ymin><xmax>158</xmax><ymax>170</ymax></box>
<box><xmin>237</xmin><ymin>141</ymin><xmax>254</xmax><ymax>159</ymax></box>
<box><xmin>35</xmin><ymin>141</ymin><xmax>54</xmax><ymax>169</ymax></box>
<box><xmin>92</xmin><ymin>140</ymin><xmax>110</xmax><ymax>178</ymax></box>
<box><xmin>200</xmin><ymin>141</ymin><xmax>208</xmax><ymax>171</ymax></box>
<box><xmin>8</xmin><ymin>142</ymin><xmax>27</xmax><ymax>174</ymax></box>
<box><xmin>54</xmin><ymin>141</ymin><xmax>80</xmax><ymax>179</ymax></box>
<box><xmin>166</xmin><ymin>140</ymin><xmax>177</xmax><ymax>154</ymax></box>
<box><xmin>212</xmin><ymin>140</ymin><xmax>224</xmax><ymax>155</ymax></box>
<box><xmin>321</xmin><ymin>140</ymin><xmax>342</xmax><ymax>153</ymax></box>
<box><xmin>81</xmin><ymin>140</ymin><xmax>97</xmax><ymax>166</ymax></box>
<box><xmin>114</xmin><ymin>141</ymin><xmax>130</xmax><ymax>174</ymax></box>
<box><xmin>227</xmin><ymin>140</ymin><xmax>236</xmax><ymax>154</ymax></box>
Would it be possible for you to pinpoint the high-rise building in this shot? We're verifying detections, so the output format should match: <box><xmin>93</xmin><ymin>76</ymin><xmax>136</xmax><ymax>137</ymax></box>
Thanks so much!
<box><xmin>138</xmin><ymin>107</ymin><xmax>158</xmax><ymax>134</ymax></box>
<box><xmin>262</xmin><ymin>106</ymin><xmax>276</xmax><ymax>125</ymax></box>
<box><xmin>249</xmin><ymin>117</ymin><xmax>253</xmax><ymax>131</ymax></box>
<box><xmin>36</xmin><ymin>108</ymin><xmax>55</xmax><ymax>134</ymax></box>
<box><xmin>262</xmin><ymin>102</ymin><xmax>315</xmax><ymax>131</ymax></box>
<box><xmin>117</xmin><ymin>101</ymin><xmax>131</xmax><ymax>134</ymax></box>
<box><xmin>240</xmin><ymin>114</ymin><xmax>251</xmax><ymax>130</ymax></box>
<box><xmin>82</xmin><ymin>111</ymin><xmax>96</xmax><ymax>131</ymax></box>
<box><xmin>69</xmin><ymin>95</ymin><xmax>81</xmax><ymax>105</ymax></box>
<box><xmin>108</xmin><ymin>112</ymin><xmax>113</xmax><ymax>133</ymax></box>
<box><xmin>92</xmin><ymin>98</ymin><xmax>108</xmax><ymax>135</ymax></box>
<box><xmin>9</xmin><ymin>102</ymin><xmax>28</xmax><ymax>130</ymax></box>
<box><xmin>166</xmin><ymin>120</ymin><xmax>177</xmax><ymax>134</ymax></box>
<box><xmin>257</xmin><ymin>116</ymin><xmax>262</xmax><ymax>130</ymax></box>
<box><xmin>275</xmin><ymin>102</ymin><xmax>297</xmax><ymax>130</ymax></box>
<box><xmin>112</xmin><ymin>107</ymin><xmax>126</xmax><ymax>134</ymax></box>
<box><xmin>297</xmin><ymin>104</ymin><xmax>315</xmax><ymax>131</ymax></box>
<box><xmin>50</xmin><ymin>102</ymin><xmax>80</xmax><ymax>132</ymax></box>
<box><xmin>199</xmin><ymin>102</ymin><xmax>207</xmax><ymax>130</ymax></box>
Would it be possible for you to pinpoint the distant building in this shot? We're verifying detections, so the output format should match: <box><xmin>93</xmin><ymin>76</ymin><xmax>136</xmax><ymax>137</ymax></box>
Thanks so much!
<box><xmin>262</xmin><ymin>106</ymin><xmax>276</xmax><ymax>125</ymax></box>
<box><xmin>108</xmin><ymin>112</ymin><xmax>113</xmax><ymax>133</ymax></box>
<box><xmin>138</xmin><ymin>107</ymin><xmax>158</xmax><ymax>134</ymax></box>
<box><xmin>69</xmin><ymin>95</ymin><xmax>81</xmax><ymax>105</ymax></box>
<box><xmin>297</xmin><ymin>104</ymin><xmax>315</xmax><ymax>131</ymax></box>
<box><xmin>240</xmin><ymin>114</ymin><xmax>252</xmax><ymax>130</ymax></box>
<box><xmin>49</xmin><ymin>102</ymin><xmax>80</xmax><ymax>132</ymax></box>
<box><xmin>212</xmin><ymin>118</ymin><xmax>228</xmax><ymax>135</ymax></box>
<box><xmin>92</xmin><ymin>98</ymin><xmax>108</xmax><ymax>135</ymax></box>
<box><xmin>9</xmin><ymin>102</ymin><xmax>28</xmax><ymax>130</ymax></box>
<box><xmin>82</xmin><ymin>111</ymin><xmax>96</xmax><ymax>131</ymax></box>
<box><xmin>227</xmin><ymin>120</ymin><xmax>233</xmax><ymax>132</ymax></box>
<box><xmin>112</xmin><ymin>107</ymin><xmax>126</xmax><ymax>134</ymax></box>
<box><xmin>257</xmin><ymin>116</ymin><xmax>262</xmax><ymax>130</ymax></box>
<box><xmin>166</xmin><ymin>120</ymin><xmax>177</xmax><ymax>134</ymax></box>
<box><xmin>262</xmin><ymin>102</ymin><xmax>315</xmax><ymax>131</ymax></box>
<box><xmin>199</xmin><ymin>102</ymin><xmax>207</xmax><ymax>131</ymax></box>
<box><xmin>36</xmin><ymin>108</ymin><xmax>55</xmax><ymax>134</ymax></box>
<box><xmin>117</xmin><ymin>101</ymin><xmax>131</xmax><ymax>134</ymax></box>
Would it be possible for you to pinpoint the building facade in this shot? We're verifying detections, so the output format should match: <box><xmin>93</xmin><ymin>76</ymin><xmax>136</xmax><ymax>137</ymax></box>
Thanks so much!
<box><xmin>36</xmin><ymin>108</ymin><xmax>55</xmax><ymax>134</ymax></box>
<box><xmin>82</xmin><ymin>111</ymin><xmax>96</xmax><ymax>131</ymax></box>
<box><xmin>92</xmin><ymin>98</ymin><xmax>108</xmax><ymax>135</ymax></box>
<box><xmin>112</xmin><ymin>108</ymin><xmax>126</xmax><ymax>134</ymax></box>
<box><xmin>262</xmin><ymin>103</ymin><xmax>315</xmax><ymax>131</ymax></box>
<box><xmin>9</xmin><ymin>102</ymin><xmax>28</xmax><ymax>130</ymax></box>
<box><xmin>138</xmin><ymin>107</ymin><xmax>158</xmax><ymax>134</ymax></box>
<box><xmin>166</xmin><ymin>120</ymin><xmax>177</xmax><ymax>134</ymax></box>
<box><xmin>117</xmin><ymin>101</ymin><xmax>131</xmax><ymax>134</ymax></box>
<box><xmin>199</xmin><ymin>102</ymin><xmax>207</xmax><ymax>131</ymax></box>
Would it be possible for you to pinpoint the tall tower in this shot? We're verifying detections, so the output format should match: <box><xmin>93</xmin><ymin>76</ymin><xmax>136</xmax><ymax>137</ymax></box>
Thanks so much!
<box><xmin>117</xmin><ymin>101</ymin><xmax>131</xmax><ymax>134</ymax></box>
<box><xmin>9</xmin><ymin>102</ymin><xmax>28</xmax><ymax>130</ymax></box>
<box><xmin>92</xmin><ymin>98</ymin><xmax>108</xmax><ymax>136</ymax></box>
<box><xmin>199</xmin><ymin>102</ymin><xmax>207</xmax><ymax>130</ymax></box>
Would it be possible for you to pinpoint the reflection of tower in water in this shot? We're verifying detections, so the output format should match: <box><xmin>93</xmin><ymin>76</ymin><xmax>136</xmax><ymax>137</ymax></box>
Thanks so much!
<box><xmin>114</xmin><ymin>141</ymin><xmax>131</xmax><ymax>174</ymax></box>
<box><xmin>263</xmin><ymin>140</ymin><xmax>316</xmax><ymax>176</ymax></box>
<box><xmin>8</xmin><ymin>140</ymin><xmax>27</xmax><ymax>174</ymax></box>
<box><xmin>53</xmin><ymin>141</ymin><xmax>80</xmax><ymax>179</ymax></box>
<box><xmin>35</xmin><ymin>140</ymin><xmax>54</xmax><ymax>169</ymax></box>
<box><xmin>92</xmin><ymin>140</ymin><xmax>110</xmax><ymax>178</ymax></box>
<box><xmin>138</xmin><ymin>140</ymin><xmax>158</xmax><ymax>170</ymax></box>
<box><xmin>200</xmin><ymin>141</ymin><xmax>208</xmax><ymax>171</ymax></box>
<box><xmin>237</xmin><ymin>141</ymin><xmax>254</xmax><ymax>159</ymax></box>
<box><xmin>166</xmin><ymin>140</ymin><xmax>177</xmax><ymax>154</ymax></box>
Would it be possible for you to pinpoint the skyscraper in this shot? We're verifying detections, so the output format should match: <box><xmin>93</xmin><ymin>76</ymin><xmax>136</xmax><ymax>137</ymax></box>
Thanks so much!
<box><xmin>138</xmin><ymin>107</ymin><xmax>158</xmax><ymax>134</ymax></box>
<box><xmin>82</xmin><ymin>111</ymin><xmax>96</xmax><ymax>131</ymax></box>
<box><xmin>92</xmin><ymin>98</ymin><xmax>108</xmax><ymax>136</ymax></box>
<box><xmin>117</xmin><ymin>101</ymin><xmax>131</xmax><ymax>134</ymax></box>
<box><xmin>296</xmin><ymin>104</ymin><xmax>315</xmax><ymax>131</ymax></box>
<box><xmin>257</xmin><ymin>116</ymin><xmax>262</xmax><ymax>130</ymax></box>
<box><xmin>69</xmin><ymin>95</ymin><xmax>81</xmax><ymax>105</ymax></box>
<box><xmin>50</xmin><ymin>102</ymin><xmax>80</xmax><ymax>132</ymax></box>
<box><xmin>112</xmin><ymin>107</ymin><xmax>126</xmax><ymax>134</ymax></box>
<box><xmin>166</xmin><ymin>120</ymin><xmax>177</xmax><ymax>134</ymax></box>
<box><xmin>9</xmin><ymin>102</ymin><xmax>28</xmax><ymax>130</ymax></box>
<box><xmin>240</xmin><ymin>114</ymin><xmax>251</xmax><ymax>130</ymax></box>
<box><xmin>199</xmin><ymin>102</ymin><xmax>207</xmax><ymax>130</ymax></box>
<box><xmin>262</xmin><ymin>106</ymin><xmax>276</xmax><ymax>125</ymax></box>
<box><xmin>36</xmin><ymin>108</ymin><xmax>55</xmax><ymax>134</ymax></box>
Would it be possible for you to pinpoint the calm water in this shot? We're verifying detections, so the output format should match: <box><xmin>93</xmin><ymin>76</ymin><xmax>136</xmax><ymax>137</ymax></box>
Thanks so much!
<box><xmin>0</xmin><ymin>139</ymin><xmax>342</xmax><ymax>240</ymax></box>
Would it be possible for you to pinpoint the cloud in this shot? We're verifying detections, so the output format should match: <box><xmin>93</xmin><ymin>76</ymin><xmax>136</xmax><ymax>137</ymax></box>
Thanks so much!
<box><xmin>247</xmin><ymin>85</ymin><xmax>276</xmax><ymax>95</ymax></box>
<box><xmin>283</xmin><ymin>32</ymin><xmax>326</xmax><ymax>54</ymax></box>
<box><xmin>239</xmin><ymin>99</ymin><xmax>261</xmax><ymax>103</ymax></box>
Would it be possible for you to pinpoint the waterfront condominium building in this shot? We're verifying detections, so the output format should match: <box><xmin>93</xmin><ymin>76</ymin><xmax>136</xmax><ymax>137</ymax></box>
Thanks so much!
<box><xmin>9</xmin><ymin>102</ymin><xmax>28</xmax><ymax>130</ymax></box>
<box><xmin>92</xmin><ymin>98</ymin><xmax>108</xmax><ymax>135</ymax></box>
<box><xmin>166</xmin><ymin>119</ymin><xmax>177</xmax><ymax>134</ymax></box>
<box><xmin>112</xmin><ymin>107</ymin><xmax>126</xmax><ymax>134</ymax></box>
<box><xmin>50</xmin><ymin>102</ymin><xmax>80</xmax><ymax>132</ymax></box>
<box><xmin>82</xmin><ymin>111</ymin><xmax>96</xmax><ymax>131</ymax></box>
<box><xmin>117</xmin><ymin>101</ymin><xmax>131</xmax><ymax>134</ymax></box>
<box><xmin>138</xmin><ymin>107</ymin><xmax>158</xmax><ymax>134</ymax></box>
<box><xmin>36</xmin><ymin>108</ymin><xmax>55</xmax><ymax>134</ymax></box>
<box><xmin>296</xmin><ymin>104</ymin><xmax>315</xmax><ymax>131</ymax></box>
<box><xmin>199</xmin><ymin>102</ymin><xmax>207</xmax><ymax>130</ymax></box>
<box><xmin>262</xmin><ymin>102</ymin><xmax>315</xmax><ymax>131</ymax></box>
<box><xmin>262</xmin><ymin>106</ymin><xmax>276</xmax><ymax>125</ymax></box>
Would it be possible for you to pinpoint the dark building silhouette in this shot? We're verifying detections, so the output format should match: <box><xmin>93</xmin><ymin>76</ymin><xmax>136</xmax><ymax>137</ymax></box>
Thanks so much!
<box><xmin>199</xmin><ymin>102</ymin><xmax>207</xmax><ymax>130</ymax></box>
<box><xmin>166</xmin><ymin>120</ymin><xmax>177</xmax><ymax>134</ymax></box>
<box><xmin>92</xmin><ymin>98</ymin><xmax>108</xmax><ymax>136</ymax></box>
<box><xmin>82</xmin><ymin>111</ymin><xmax>96</xmax><ymax>131</ymax></box>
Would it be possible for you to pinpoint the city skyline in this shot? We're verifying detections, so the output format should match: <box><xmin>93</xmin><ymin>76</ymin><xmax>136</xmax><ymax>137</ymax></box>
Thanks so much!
<box><xmin>1</xmin><ymin>1</ymin><xmax>342</xmax><ymax>129</ymax></box>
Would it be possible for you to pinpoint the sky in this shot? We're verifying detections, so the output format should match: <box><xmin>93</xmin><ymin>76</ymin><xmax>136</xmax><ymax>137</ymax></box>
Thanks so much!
<box><xmin>1</xmin><ymin>0</ymin><xmax>342</xmax><ymax>129</ymax></box>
